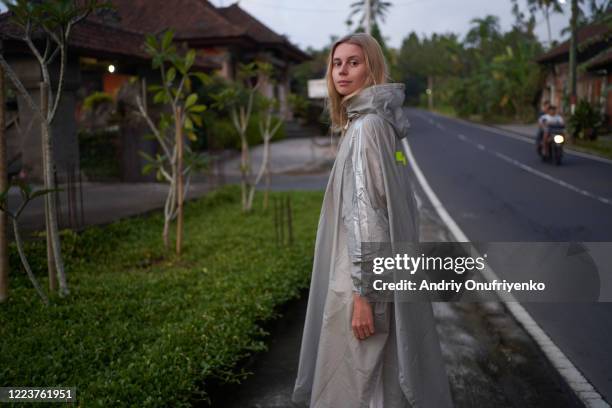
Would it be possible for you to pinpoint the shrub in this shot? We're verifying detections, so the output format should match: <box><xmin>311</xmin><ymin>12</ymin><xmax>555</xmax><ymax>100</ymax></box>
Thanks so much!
<box><xmin>200</xmin><ymin>111</ymin><xmax>286</xmax><ymax>151</ymax></box>
<box><xmin>1</xmin><ymin>185</ymin><xmax>323</xmax><ymax>407</ymax></box>
<box><xmin>82</xmin><ymin>91</ymin><xmax>113</xmax><ymax>112</ymax></box>
<box><xmin>568</xmin><ymin>99</ymin><xmax>604</xmax><ymax>140</ymax></box>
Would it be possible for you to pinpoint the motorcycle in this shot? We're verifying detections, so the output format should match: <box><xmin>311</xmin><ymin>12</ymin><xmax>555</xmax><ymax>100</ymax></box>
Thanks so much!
<box><xmin>537</xmin><ymin>124</ymin><xmax>565</xmax><ymax>165</ymax></box>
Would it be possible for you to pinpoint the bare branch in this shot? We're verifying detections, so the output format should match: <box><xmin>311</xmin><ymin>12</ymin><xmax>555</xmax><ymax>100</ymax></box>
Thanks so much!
<box><xmin>12</xmin><ymin>219</ymin><xmax>49</xmax><ymax>305</ymax></box>
<box><xmin>66</xmin><ymin>7</ymin><xmax>94</xmax><ymax>39</ymax></box>
<box><xmin>48</xmin><ymin>44</ymin><xmax>67</xmax><ymax>122</ymax></box>
<box><xmin>23</xmin><ymin>28</ymin><xmax>46</xmax><ymax>68</ymax></box>
<box><xmin>173</xmin><ymin>74</ymin><xmax>186</xmax><ymax>108</ymax></box>
<box><xmin>41</xmin><ymin>24</ymin><xmax>62</xmax><ymax>48</ymax></box>
<box><xmin>230</xmin><ymin>109</ymin><xmax>240</xmax><ymax>133</ymax></box>
<box><xmin>0</xmin><ymin>55</ymin><xmax>44</xmax><ymax>122</ymax></box>
<box><xmin>159</xmin><ymin>165</ymin><xmax>173</xmax><ymax>182</ymax></box>
<box><xmin>135</xmin><ymin>94</ymin><xmax>173</xmax><ymax>159</ymax></box>
<box><xmin>46</xmin><ymin>45</ymin><xmax>60</xmax><ymax>66</ymax></box>
<box><xmin>42</xmin><ymin>36</ymin><xmax>51</xmax><ymax>62</ymax></box>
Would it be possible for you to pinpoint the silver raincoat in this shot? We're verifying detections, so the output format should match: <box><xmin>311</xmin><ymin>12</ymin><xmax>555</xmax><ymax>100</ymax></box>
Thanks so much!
<box><xmin>292</xmin><ymin>83</ymin><xmax>453</xmax><ymax>408</ymax></box>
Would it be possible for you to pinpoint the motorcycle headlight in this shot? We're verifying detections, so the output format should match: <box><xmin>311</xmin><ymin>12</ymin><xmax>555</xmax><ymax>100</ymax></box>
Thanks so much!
<box><xmin>553</xmin><ymin>135</ymin><xmax>564</xmax><ymax>144</ymax></box>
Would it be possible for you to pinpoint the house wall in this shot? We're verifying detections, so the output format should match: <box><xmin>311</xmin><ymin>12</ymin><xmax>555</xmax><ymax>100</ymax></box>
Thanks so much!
<box><xmin>541</xmin><ymin>62</ymin><xmax>612</xmax><ymax>125</ymax></box>
<box><xmin>11</xmin><ymin>55</ymin><xmax>81</xmax><ymax>183</ymax></box>
<box><xmin>103</xmin><ymin>73</ymin><xmax>132</xmax><ymax>97</ymax></box>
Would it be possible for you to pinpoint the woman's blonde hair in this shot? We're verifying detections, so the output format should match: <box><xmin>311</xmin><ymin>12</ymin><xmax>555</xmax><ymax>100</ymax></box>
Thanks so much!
<box><xmin>325</xmin><ymin>33</ymin><xmax>389</xmax><ymax>133</ymax></box>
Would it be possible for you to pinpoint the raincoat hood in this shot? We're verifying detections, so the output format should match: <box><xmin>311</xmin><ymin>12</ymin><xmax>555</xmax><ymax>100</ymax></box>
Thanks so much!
<box><xmin>345</xmin><ymin>83</ymin><xmax>410</xmax><ymax>139</ymax></box>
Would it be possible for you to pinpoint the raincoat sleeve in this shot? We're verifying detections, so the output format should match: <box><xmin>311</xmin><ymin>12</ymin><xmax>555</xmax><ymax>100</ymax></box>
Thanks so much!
<box><xmin>342</xmin><ymin>115</ymin><xmax>391</xmax><ymax>297</ymax></box>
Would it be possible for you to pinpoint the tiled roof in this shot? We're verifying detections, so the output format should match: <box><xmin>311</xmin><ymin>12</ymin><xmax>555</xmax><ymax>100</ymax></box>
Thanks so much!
<box><xmin>217</xmin><ymin>4</ymin><xmax>286</xmax><ymax>44</ymax></box>
<box><xmin>0</xmin><ymin>1</ymin><xmax>309</xmax><ymax>65</ymax></box>
<box><xmin>98</xmin><ymin>0</ymin><xmax>244</xmax><ymax>39</ymax></box>
<box><xmin>537</xmin><ymin>19</ymin><xmax>612</xmax><ymax>64</ymax></box>
<box><xmin>585</xmin><ymin>48</ymin><xmax>612</xmax><ymax>71</ymax></box>
<box><xmin>0</xmin><ymin>12</ymin><xmax>219</xmax><ymax>70</ymax></box>
<box><xmin>217</xmin><ymin>3</ymin><xmax>309</xmax><ymax>60</ymax></box>
<box><xmin>101</xmin><ymin>0</ymin><xmax>309</xmax><ymax>62</ymax></box>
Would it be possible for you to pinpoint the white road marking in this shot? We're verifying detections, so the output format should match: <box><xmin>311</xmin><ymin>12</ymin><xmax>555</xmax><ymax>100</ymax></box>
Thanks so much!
<box><xmin>454</xmin><ymin>131</ymin><xmax>612</xmax><ymax>207</ymax></box>
<box><xmin>402</xmin><ymin>136</ymin><xmax>610</xmax><ymax>408</ymax></box>
<box><xmin>421</xmin><ymin>110</ymin><xmax>612</xmax><ymax>166</ymax></box>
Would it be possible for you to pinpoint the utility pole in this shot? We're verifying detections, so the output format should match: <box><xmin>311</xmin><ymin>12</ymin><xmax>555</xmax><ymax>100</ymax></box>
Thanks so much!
<box><xmin>569</xmin><ymin>0</ymin><xmax>578</xmax><ymax>115</ymax></box>
<box><xmin>365</xmin><ymin>0</ymin><xmax>372</xmax><ymax>35</ymax></box>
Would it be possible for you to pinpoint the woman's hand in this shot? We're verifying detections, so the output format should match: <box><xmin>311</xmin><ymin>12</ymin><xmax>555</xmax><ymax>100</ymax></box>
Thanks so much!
<box><xmin>352</xmin><ymin>293</ymin><xmax>375</xmax><ymax>340</ymax></box>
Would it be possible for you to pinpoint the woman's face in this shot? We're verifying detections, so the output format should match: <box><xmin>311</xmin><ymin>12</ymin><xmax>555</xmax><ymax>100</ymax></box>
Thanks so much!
<box><xmin>332</xmin><ymin>43</ymin><xmax>368</xmax><ymax>96</ymax></box>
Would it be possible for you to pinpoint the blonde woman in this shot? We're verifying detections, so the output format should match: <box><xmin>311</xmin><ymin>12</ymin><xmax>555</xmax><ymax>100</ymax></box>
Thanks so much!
<box><xmin>291</xmin><ymin>33</ymin><xmax>453</xmax><ymax>408</ymax></box>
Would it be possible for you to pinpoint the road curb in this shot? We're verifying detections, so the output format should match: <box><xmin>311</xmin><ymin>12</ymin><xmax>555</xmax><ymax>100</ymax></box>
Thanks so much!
<box><xmin>401</xmin><ymin>136</ymin><xmax>610</xmax><ymax>408</ymax></box>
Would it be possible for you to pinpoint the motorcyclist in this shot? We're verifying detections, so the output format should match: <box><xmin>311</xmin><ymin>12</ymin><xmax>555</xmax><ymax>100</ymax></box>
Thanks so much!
<box><xmin>537</xmin><ymin>99</ymin><xmax>550</xmax><ymax>149</ymax></box>
<box><xmin>540</xmin><ymin>105</ymin><xmax>564</xmax><ymax>158</ymax></box>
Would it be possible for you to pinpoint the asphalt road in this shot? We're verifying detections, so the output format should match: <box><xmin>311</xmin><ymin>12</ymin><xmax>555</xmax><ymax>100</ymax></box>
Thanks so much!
<box><xmin>405</xmin><ymin>108</ymin><xmax>612</xmax><ymax>404</ymax></box>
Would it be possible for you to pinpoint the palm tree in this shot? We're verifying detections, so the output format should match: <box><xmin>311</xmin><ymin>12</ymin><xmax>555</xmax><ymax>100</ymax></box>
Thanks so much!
<box><xmin>347</xmin><ymin>0</ymin><xmax>392</xmax><ymax>34</ymax></box>
<box><xmin>465</xmin><ymin>15</ymin><xmax>501</xmax><ymax>48</ymax></box>
<box><xmin>526</xmin><ymin>0</ymin><xmax>565</xmax><ymax>48</ymax></box>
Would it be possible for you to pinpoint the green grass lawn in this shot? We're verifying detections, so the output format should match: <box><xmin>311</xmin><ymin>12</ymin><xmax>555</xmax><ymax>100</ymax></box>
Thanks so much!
<box><xmin>571</xmin><ymin>136</ymin><xmax>612</xmax><ymax>160</ymax></box>
<box><xmin>0</xmin><ymin>185</ymin><xmax>323</xmax><ymax>407</ymax></box>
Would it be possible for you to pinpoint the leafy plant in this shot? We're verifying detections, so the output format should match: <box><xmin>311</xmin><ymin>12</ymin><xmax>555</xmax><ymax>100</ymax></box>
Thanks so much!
<box><xmin>0</xmin><ymin>0</ymin><xmax>112</xmax><ymax>298</ymax></box>
<box><xmin>211</xmin><ymin>61</ymin><xmax>277</xmax><ymax>212</ymax></box>
<box><xmin>135</xmin><ymin>29</ymin><xmax>211</xmax><ymax>252</ymax></box>
<box><xmin>568</xmin><ymin>99</ymin><xmax>604</xmax><ymax>140</ymax></box>
<box><xmin>82</xmin><ymin>91</ymin><xmax>113</xmax><ymax>112</ymax></box>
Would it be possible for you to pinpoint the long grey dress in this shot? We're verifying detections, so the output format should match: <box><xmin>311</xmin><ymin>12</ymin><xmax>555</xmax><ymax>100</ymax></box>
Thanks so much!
<box><xmin>291</xmin><ymin>83</ymin><xmax>454</xmax><ymax>408</ymax></box>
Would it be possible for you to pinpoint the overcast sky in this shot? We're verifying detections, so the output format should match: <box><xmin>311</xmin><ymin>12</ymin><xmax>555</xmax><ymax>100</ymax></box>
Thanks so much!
<box><xmin>211</xmin><ymin>0</ymin><xmax>571</xmax><ymax>51</ymax></box>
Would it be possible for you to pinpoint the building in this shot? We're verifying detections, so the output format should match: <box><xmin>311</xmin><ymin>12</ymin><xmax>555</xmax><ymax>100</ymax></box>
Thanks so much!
<box><xmin>536</xmin><ymin>17</ymin><xmax>612</xmax><ymax>124</ymax></box>
<box><xmin>93</xmin><ymin>0</ymin><xmax>309</xmax><ymax>120</ymax></box>
<box><xmin>0</xmin><ymin>0</ymin><xmax>309</xmax><ymax>184</ymax></box>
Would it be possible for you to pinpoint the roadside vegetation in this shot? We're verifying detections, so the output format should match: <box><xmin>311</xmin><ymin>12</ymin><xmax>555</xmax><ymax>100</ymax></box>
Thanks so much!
<box><xmin>0</xmin><ymin>185</ymin><xmax>323</xmax><ymax>406</ymax></box>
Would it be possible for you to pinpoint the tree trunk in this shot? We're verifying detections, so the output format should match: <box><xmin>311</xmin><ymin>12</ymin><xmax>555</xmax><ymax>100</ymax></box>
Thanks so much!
<box><xmin>263</xmin><ymin>135</ymin><xmax>271</xmax><ymax>210</ymax></box>
<box><xmin>544</xmin><ymin>8</ymin><xmax>552</xmax><ymax>49</ymax></box>
<box><xmin>175</xmin><ymin>106</ymin><xmax>184</xmax><ymax>256</ymax></box>
<box><xmin>0</xmin><ymin>64</ymin><xmax>8</xmax><ymax>303</ymax></box>
<box><xmin>40</xmin><ymin>82</ymin><xmax>67</xmax><ymax>297</ymax></box>
<box><xmin>40</xmin><ymin>83</ymin><xmax>58</xmax><ymax>292</ymax></box>
<box><xmin>264</xmin><ymin>150</ymin><xmax>270</xmax><ymax>211</ymax></box>
<box><xmin>162</xmin><ymin>177</ymin><xmax>175</xmax><ymax>250</ymax></box>
<box><xmin>427</xmin><ymin>76</ymin><xmax>434</xmax><ymax>111</ymax></box>
<box><xmin>240</xmin><ymin>136</ymin><xmax>250</xmax><ymax>212</ymax></box>
<box><xmin>569</xmin><ymin>0</ymin><xmax>578</xmax><ymax>118</ymax></box>
<box><xmin>247</xmin><ymin>131</ymin><xmax>271</xmax><ymax>211</ymax></box>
